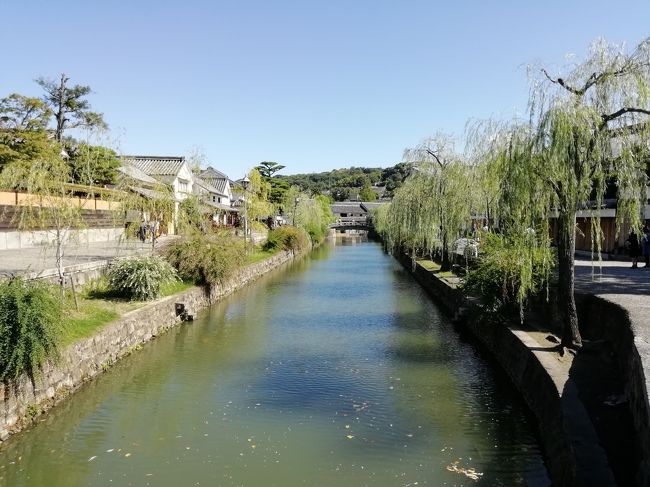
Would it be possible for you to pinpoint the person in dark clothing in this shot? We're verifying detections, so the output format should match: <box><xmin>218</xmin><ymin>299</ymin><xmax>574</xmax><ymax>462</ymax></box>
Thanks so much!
<box><xmin>628</xmin><ymin>231</ymin><xmax>641</xmax><ymax>268</ymax></box>
<box><xmin>643</xmin><ymin>226</ymin><xmax>650</xmax><ymax>268</ymax></box>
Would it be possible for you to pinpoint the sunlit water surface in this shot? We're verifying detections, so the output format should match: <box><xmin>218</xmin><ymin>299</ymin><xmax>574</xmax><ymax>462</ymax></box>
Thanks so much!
<box><xmin>0</xmin><ymin>240</ymin><xmax>548</xmax><ymax>486</ymax></box>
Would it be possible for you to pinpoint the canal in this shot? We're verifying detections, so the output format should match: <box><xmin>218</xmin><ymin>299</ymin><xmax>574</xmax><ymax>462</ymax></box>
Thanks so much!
<box><xmin>0</xmin><ymin>240</ymin><xmax>548</xmax><ymax>486</ymax></box>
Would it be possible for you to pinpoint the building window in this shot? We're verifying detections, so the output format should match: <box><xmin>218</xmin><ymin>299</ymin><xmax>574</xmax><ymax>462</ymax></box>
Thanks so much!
<box><xmin>178</xmin><ymin>179</ymin><xmax>189</xmax><ymax>193</ymax></box>
<box><xmin>212</xmin><ymin>196</ymin><xmax>216</xmax><ymax>202</ymax></box>
<box><xmin>218</xmin><ymin>197</ymin><xmax>221</xmax><ymax>203</ymax></box>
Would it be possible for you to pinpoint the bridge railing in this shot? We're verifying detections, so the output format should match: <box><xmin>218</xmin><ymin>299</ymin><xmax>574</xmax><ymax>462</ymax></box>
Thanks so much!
<box><xmin>330</xmin><ymin>217</ymin><xmax>370</xmax><ymax>228</ymax></box>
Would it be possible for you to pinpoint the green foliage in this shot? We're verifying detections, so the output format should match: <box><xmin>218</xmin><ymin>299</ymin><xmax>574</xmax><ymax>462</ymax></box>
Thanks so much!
<box><xmin>256</xmin><ymin>161</ymin><xmax>286</xmax><ymax>178</ymax></box>
<box><xmin>67</xmin><ymin>144</ymin><xmax>120</xmax><ymax>186</ymax></box>
<box><xmin>0</xmin><ymin>93</ymin><xmax>51</xmax><ymax>130</ymax></box>
<box><xmin>281</xmin><ymin>188</ymin><xmax>333</xmax><ymax>243</ymax></box>
<box><xmin>108</xmin><ymin>255</ymin><xmax>178</xmax><ymax>301</ymax></box>
<box><xmin>264</xmin><ymin>226</ymin><xmax>310</xmax><ymax>252</ymax></box>
<box><xmin>376</xmin><ymin>135</ymin><xmax>475</xmax><ymax>269</ymax></box>
<box><xmin>359</xmin><ymin>180</ymin><xmax>377</xmax><ymax>201</ymax></box>
<box><xmin>463</xmin><ymin>233</ymin><xmax>554</xmax><ymax>317</ymax></box>
<box><xmin>0</xmin><ymin>278</ymin><xmax>64</xmax><ymax>382</ymax></box>
<box><xmin>178</xmin><ymin>195</ymin><xmax>207</xmax><ymax>234</ymax></box>
<box><xmin>243</xmin><ymin>169</ymin><xmax>274</xmax><ymax>223</ymax></box>
<box><xmin>36</xmin><ymin>74</ymin><xmax>107</xmax><ymax>141</ymax></box>
<box><xmin>0</xmin><ymin>128</ymin><xmax>59</xmax><ymax>170</ymax></box>
<box><xmin>165</xmin><ymin>231</ymin><xmax>247</xmax><ymax>286</ymax></box>
<box><xmin>278</xmin><ymin>166</ymin><xmax>387</xmax><ymax>199</ymax></box>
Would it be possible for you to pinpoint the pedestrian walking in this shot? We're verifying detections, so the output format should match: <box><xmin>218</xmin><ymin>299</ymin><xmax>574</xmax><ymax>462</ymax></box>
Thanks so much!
<box><xmin>138</xmin><ymin>220</ymin><xmax>147</xmax><ymax>243</ymax></box>
<box><xmin>643</xmin><ymin>225</ymin><xmax>650</xmax><ymax>268</ymax></box>
<box><xmin>628</xmin><ymin>230</ymin><xmax>641</xmax><ymax>268</ymax></box>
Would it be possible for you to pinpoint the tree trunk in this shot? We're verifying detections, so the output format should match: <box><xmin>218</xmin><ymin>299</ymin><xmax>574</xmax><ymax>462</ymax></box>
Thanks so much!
<box><xmin>557</xmin><ymin>209</ymin><xmax>582</xmax><ymax>349</ymax></box>
<box><xmin>55</xmin><ymin>74</ymin><xmax>66</xmax><ymax>142</ymax></box>
<box><xmin>56</xmin><ymin>231</ymin><xmax>65</xmax><ymax>302</ymax></box>
<box><xmin>440</xmin><ymin>234</ymin><xmax>451</xmax><ymax>272</ymax></box>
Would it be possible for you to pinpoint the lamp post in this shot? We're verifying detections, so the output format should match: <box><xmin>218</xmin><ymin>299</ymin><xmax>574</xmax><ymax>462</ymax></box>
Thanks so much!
<box><xmin>293</xmin><ymin>197</ymin><xmax>300</xmax><ymax>226</ymax></box>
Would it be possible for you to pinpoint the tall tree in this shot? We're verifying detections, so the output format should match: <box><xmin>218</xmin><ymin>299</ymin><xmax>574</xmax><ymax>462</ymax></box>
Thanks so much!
<box><xmin>256</xmin><ymin>161</ymin><xmax>285</xmax><ymax>179</ymax></box>
<box><xmin>489</xmin><ymin>38</ymin><xmax>650</xmax><ymax>349</ymax></box>
<box><xmin>36</xmin><ymin>74</ymin><xmax>106</xmax><ymax>142</ymax></box>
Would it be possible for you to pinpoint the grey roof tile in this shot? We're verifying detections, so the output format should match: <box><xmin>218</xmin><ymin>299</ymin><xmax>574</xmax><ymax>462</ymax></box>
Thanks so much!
<box><xmin>121</xmin><ymin>155</ymin><xmax>186</xmax><ymax>176</ymax></box>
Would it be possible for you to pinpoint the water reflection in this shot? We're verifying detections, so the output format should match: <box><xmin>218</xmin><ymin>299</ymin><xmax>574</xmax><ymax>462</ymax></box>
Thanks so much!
<box><xmin>0</xmin><ymin>240</ymin><xmax>548</xmax><ymax>486</ymax></box>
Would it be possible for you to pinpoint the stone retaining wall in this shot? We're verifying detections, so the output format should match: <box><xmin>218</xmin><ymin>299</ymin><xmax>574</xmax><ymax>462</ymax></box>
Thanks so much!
<box><xmin>398</xmin><ymin>254</ymin><xmax>575</xmax><ymax>486</ymax></box>
<box><xmin>576</xmin><ymin>294</ymin><xmax>650</xmax><ymax>486</ymax></box>
<box><xmin>0</xmin><ymin>249</ymin><xmax>298</xmax><ymax>442</ymax></box>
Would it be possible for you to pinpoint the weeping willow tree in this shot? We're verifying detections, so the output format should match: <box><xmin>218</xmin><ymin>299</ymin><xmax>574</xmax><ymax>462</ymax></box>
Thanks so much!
<box><xmin>377</xmin><ymin>134</ymin><xmax>474</xmax><ymax>270</ymax></box>
<box><xmin>0</xmin><ymin>156</ymin><xmax>87</xmax><ymax>299</ymax></box>
<box><xmin>467</xmin><ymin>122</ymin><xmax>556</xmax><ymax>318</ymax></box>
<box><xmin>491</xmin><ymin>38</ymin><xmax>650</xmax><ymax>349</ymax></box>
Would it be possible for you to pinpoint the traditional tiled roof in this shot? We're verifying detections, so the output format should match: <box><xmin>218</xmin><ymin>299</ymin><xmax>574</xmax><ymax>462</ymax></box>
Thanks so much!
<box><xmin>206</xmin><ymin>200</ymin><xmax>239</xmax><ymax>212</ymax></box>
<box><xmin>193</xmin><ymin>175</ymin><xmax>228</xmax><ymax>197</ymax></box>
<box><xmin>200</xmin><ymin>166</ymin><xmax>229</xmax><ymax>180</ymax></box>
<box><xmin>129</xmin><ymin>185</ymin><xmax>167</xmax><ymax>200</ymax></box>
<box><xmin>360</xmin><ymin>202</ymin><xmax>384</xmax><ymax>211</ymax></box>
<box><xmin>331</xmin><ymin>203</ymin><xmax>367</xmax><ymax>214</ymax></box>
<box><xmin>199</xmin><ymin>166</ymin><xmax>230</xmax><ymax>194</ymax></box>
<box><xmin>121</xmin><ymin>156</ymin><xmax>186</xmax><ymax>177</ymax></box>
<box><xmin>117</xmin><ymin>164</ymin><xmax>159</xmax><ymax>186</ymax></box>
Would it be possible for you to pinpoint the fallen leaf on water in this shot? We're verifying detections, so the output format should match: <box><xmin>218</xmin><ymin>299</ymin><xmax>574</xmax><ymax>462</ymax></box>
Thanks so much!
<box><xmin>124</xmin><ymin>453</ymin><xmax>131</xmax><ymax>458</ymax></box>
<box><xmin>346</xmin><ymin>435</ymin><xmax>354</xmax><ymax>439</ymax></box>
<box><xmin>446</xmin><ymin>461</ymin><xmax>483</xmax><ymax>481</ymax></box>
<box><xmin>345</xmin><ymin>425</ymin><xmax>350</xmax><ymax>429</ymax></box>
<box><xmin>88</xmin><ymin>456</ymin><xmax>97</xmax><ymax>462</ymax></box>
<box><xmin>106</xmin><ymin>449</ymin><xmax>114</xmax><ymax>453</ymax></box>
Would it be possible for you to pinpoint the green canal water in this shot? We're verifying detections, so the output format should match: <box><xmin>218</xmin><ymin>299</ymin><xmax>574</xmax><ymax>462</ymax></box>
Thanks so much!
<box><xmin>0</xmin><ymin>240</ymin><xmax>548</xmax><ymax>486</ymax></box>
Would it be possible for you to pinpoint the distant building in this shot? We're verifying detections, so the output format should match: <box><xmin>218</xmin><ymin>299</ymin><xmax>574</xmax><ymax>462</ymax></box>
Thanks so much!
<box><xmin>121</xmin><ymin>155</ymin><xmax>194</xmax><ymax>202</ymax></box>
<box><xmin>199</xmin><ymin>167</ymin><xmax>232</xmax><ymax>206</ymax></box>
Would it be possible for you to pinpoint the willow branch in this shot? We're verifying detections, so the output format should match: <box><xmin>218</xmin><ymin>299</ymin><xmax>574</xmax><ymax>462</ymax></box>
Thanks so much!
<box><xmin>602</xmin><ymin>107</ymin><xmax>650</xmax><ymax>124</ymax></box>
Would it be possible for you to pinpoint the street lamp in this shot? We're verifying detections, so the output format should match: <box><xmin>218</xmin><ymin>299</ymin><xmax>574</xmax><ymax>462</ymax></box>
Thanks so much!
<box><xmin>293</xmin><ymin>197</ymin><xmax>300</xmax><ymax>226</ymax></box>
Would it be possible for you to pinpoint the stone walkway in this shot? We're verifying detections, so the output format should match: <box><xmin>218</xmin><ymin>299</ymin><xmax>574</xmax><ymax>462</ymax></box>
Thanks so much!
<box><xmin>574</xmin><ymin>257</ymin><xmax>650</xmax><ymax>391</ymax></box>
<box><xmin>0</xmin><ymin>237</ymin><xmax>176</xmax><ymax>277</ymax></box>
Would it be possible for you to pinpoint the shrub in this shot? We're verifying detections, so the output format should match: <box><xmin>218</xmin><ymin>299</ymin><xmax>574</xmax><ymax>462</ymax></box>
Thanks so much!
<box><xmin>165</xmin><ymin>231</ymin><xmax>247</xmax><ymax>286</ymax></box>
<box><xmin>462</xmin><ymin>233</ymin><xmax>553</xmax><ymax>318</ymax></box>
<box><xmin>264</xmin><ymin>226</ymin><xmax>310</xmax><ymax>252</ymax></box>
<box><xmin>108</xmin><ymin>255</ymin><xmax>178</xmax><ymax>301</ymax></box>
<box><xmin>0</xmin><ymin>278</ymin><xmax>64</xmax><ymax>382</ymax></box>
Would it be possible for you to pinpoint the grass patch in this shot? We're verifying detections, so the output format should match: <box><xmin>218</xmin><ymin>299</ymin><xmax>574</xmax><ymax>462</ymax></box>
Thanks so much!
<box><xmin>63</xmin><ymin>277</ymin><xmax>195</xmax><ymax>345</ymax></box>
<box><xmin>416</xmin><ymin>259</ymin><xmax>441</xmax><ymax>272</ymax></box>
<box><xmin>160</xmin><ymin>279</ymin><xmax>194</xmax><ymax>296</ymax></box>
<box><xmin>438</xmin><ymin>271</ymin><xmax>456</xmax><ymax>278</ymax></box>
<box><xmin>246</xmin><ymin>247</ymin><xmax>279</xmax><ymax>264</ymax></box>
<box><xmin>64</xmin><ymin>301</ymin><xmax>120</xmax><ymax>345</ymax></box>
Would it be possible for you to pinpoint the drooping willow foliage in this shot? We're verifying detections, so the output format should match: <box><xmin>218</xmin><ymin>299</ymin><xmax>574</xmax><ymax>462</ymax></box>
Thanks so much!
<box><xmin>378</xmin><ymin>37</ymin><xmax>650</xmax><ymax>347</ymax></box>
<box><xmin>375</xmin><ymin>134</ymin><xmax>475</xmax><ymax>269</ymax></box>
<box><xmin>467</xmin><ymin>122</ymin><xmax>556</xmax><ymax>311</ymax></box>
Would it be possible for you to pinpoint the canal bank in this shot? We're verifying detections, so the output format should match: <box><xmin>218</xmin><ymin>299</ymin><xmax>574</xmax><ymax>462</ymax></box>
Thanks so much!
<box><xmin>398</xmin><ymin>253</ymin><xmax>647</xmax><ymax>486</ymax></box>
<box><xmin>0</xmin><ymin>240</ymin><xmax>547</xmax><ymax>486</ymax></box>
<box><xmin>0</xmin><ymin>248</ymin><xmax>304</xmax><ymax>444</ymax></box>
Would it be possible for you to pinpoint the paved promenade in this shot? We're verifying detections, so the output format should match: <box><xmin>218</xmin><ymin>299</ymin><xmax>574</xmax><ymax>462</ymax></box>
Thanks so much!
<box><xmin>574</xmin><ymin>257</ymin><xmax>650</xmax><ymax>358</ymax></box>
<box><xmin>0</xmin><ymin>237</ymin><xmax>175</xmax><ymax>277</ymax></box>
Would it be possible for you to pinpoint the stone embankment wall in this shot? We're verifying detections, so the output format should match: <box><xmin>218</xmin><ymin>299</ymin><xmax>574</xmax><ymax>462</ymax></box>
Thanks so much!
<box><xmin>402</xmin><ymin>255</ymin><xmax>650</xmax><ymax>486</ymax></box>
<box><xmin>575</xmin><ymin>294</ymin><xmax>650</xmax><ymax>487</ymax></box>
<box><xmin>0</xmin><ymin>250</ymin><xmax>298</xmax><ymax>442</ymax></box>
<box><xmin>398</xmin><ymin>255</ymin><xmax>575</xmax><ymax>486</ymax></box>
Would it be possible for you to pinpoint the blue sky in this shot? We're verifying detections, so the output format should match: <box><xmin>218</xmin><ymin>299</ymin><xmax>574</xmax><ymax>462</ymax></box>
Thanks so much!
<box><xmin>2</xmin><ymin>1</ymin><xmax>650</xmax><ymax>177</ymax></box>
